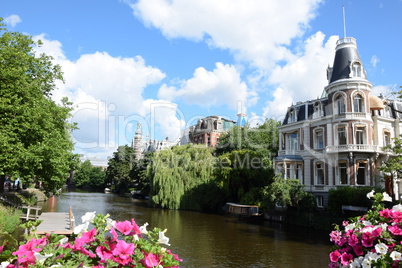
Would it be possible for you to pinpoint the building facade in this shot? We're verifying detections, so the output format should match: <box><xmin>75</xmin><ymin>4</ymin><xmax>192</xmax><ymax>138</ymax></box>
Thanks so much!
<box><xmin>275</xmin><ymin>37</ymin><xmax>402</xmax><ymax>207</ymax></box>
<box><xmin>131</xmin><ymin>123</ymin><xmax>177</xmax><ymax>160</ymax></box>
<box><xmin>187</xmin><ymin>115</ymin><xmax>237</xmax><ymax>147</ymax></box>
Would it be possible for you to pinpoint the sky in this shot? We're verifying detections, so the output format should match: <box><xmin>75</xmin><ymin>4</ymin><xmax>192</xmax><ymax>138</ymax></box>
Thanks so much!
<box><xmin>2</xmin><ymin>0</ymin><xmax>401</xmax><ymax>162</ymax></box>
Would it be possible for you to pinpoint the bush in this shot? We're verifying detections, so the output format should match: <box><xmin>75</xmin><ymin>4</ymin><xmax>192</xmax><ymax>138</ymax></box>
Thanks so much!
<box><xmin>0</xmin><ymin>204</ymin><xmax>21</xmax><ymax>233</ymax></box>
<box><xmin>327</xmin><ymin>186</ymin><xmax>382</xmax><ymax>217</ymax></box>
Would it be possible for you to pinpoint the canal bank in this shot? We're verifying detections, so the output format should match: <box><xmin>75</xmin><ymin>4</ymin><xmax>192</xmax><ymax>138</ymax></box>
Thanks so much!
<box><xmin>39</xmin><ymin>191</ymin><xmax>332</xmax><ymax>267</ymax></box>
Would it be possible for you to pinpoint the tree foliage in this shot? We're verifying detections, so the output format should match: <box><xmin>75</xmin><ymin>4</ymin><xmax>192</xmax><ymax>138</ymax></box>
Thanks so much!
<box><xmin>105</xmin><ymin>145</ymin><xmax>136</xmax><ymax>193</ymax></box>
<box><xmin>216</xmin><ymin>119</ymin><xmax>280</xmax><ymax>156</ymax></box>
<box><xmin>73</xmin><ymin>160</ymin><xmax>106</xmax><ymax>191</ymax></box>
<box><xmin>261</xmin><ymin>176</ymin><xmax>311</xmax><ymax>210</ymax></box>
<box><xmin>147</xmin><ymin>144</ymin><xmax>217</xmax><ymax>210</ymax></box>
<box><xmin>215</xmin><ymin>149</ymin><xmax>274</xmax><ymax>204</ymax></box>
<box><xmin>0</xmin><ymin>18</ymin><xmax>76</xmax><ymax>194</ymax></box>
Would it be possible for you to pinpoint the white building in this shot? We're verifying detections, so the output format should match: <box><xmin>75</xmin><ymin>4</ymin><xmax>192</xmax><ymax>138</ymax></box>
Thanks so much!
<box><xmin>275</xmin><ymin>36</ymin><xmax>402</xmax><ymax>207</ymax></box>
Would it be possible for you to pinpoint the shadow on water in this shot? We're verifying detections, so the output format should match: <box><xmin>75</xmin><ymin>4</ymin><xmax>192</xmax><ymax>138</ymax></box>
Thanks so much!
<box><xmin>39</xmin><ymin>191</ymin><xmax>331</xmax><ymax>268</ymax></box>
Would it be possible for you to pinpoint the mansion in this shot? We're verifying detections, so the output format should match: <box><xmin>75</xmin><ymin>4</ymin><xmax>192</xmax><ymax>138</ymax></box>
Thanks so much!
<box><xmin>275</xmin><ymin>36</ymin><xmax>402</xmax><ymax>207</ymax></box>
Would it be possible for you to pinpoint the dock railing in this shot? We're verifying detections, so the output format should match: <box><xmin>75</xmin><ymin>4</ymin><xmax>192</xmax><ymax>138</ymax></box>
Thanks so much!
<box><xmin>69</xmin><ymin>206</ymin><xmax>75</xmax><ymax>231</ymax></box>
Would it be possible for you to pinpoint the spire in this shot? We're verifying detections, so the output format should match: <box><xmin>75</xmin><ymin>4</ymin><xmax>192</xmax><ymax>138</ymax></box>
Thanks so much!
<box><xmin>328</xmin><ymin>37</ymin><xmax>367</xmax><ymax>84</ymax></box>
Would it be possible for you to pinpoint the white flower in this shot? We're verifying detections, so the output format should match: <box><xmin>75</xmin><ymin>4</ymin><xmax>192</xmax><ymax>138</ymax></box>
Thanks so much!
<box><xmin>362</xmin><ymin>221</ymin><xmax>372</xmax><ymax>226</ymax></box>
<box><xmin>375</xmin><ymin>243</ymin><xmax>388</xmax><ymax>255</ymax></box>
<box><xmin>158</xmin><ymin>230</ymin><xmax>171</xmax><ymax>246</ymax></box>
<box><xmin>392</xmin><ymin>204</ymin><xmax>402</xmax><ymax>212</ymax></box>
<box><xmin>379</xmin><ymin>223</ymin><xmax>388</xmax><ymax>231</ymax></box>
<box><xmin>366</xmin><ymin>190</ymin><xmax>375</xmax><ymax>199</ymax></box>
<box><xmin>50</xmin><ymin>264</ymin><xmax>62</xmax><ymax>268</ymax></box>
<box><xmin>349</xmin><ymin>259</ymin><xmax>361</xmax><ymax>268</ymax></box>
<box><xmin>366</xmin><ymin>252</ymin><xmax>380</xmax><ymax>261</ymax></box>
<box><xmin>133</xmin><ymin>234</ymin><xmax>139</xmax><ymax>241</ymax></box>
<box><xmin>361</xmin><ymin>257</ymin><xmax>372</xmax><ymax>268</ymax></box>
<box><xmin>140</xmin><ymin>222</ymin><xmax>149</xmax><ymax>234</ymax></box>
<box><xmin>382</xmin><ymin>192</ymin><xmax>392</xmax><ymax>202</ymax></box>
<box><xmin>345</xmin><ymin>223</ymin><xmax>356</xmax><ymax>231</ymax></box>
<box><xmin>390</xmin><ymin>251</ymin><xmax>402</xmax><ymax>261</ymax></box>
<box><xmin>73</xmin><ymin>222</ymin><xmax>89</xmax><ymax>235</ymax></box>
<box><xmin>81</xmin><ymin>211</ymin><xmax>96</xmax><ymax>223</ymax></box>
<box><xmin>59</xmin><ymin>237</ymin><xmax>68</xmax><ymax>245</ymax></box>
<box><xmin>1</xmin><ymin>262</ymin><xmax>10</xmax><ymax>268</ymax></box>
<box><xmin>34</xmin><ymin>252</ymin><xmax>53</xmax><ymax>264</ymax></box>
<box><xmin>105</xmin><ymin>218</ymin><xmax>116</xmax><ymax>230</ymax></box>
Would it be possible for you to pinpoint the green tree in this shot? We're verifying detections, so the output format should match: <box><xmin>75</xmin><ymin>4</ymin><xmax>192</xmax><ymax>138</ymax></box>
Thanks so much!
<box><xmin>74</xmin><ymin>160</ymin><xmax>106</xmax><ymax>191</ymax></box>
<box><xmin>216</xmin><ymin>119</ymin><xmax>280</xmax><ymax>156</ymax></box>
<box><xmin>0</xmin><ymin>19</ymin><xmax>76</xmax><ymax>194</ymax></box>
<box><xmin>261</xmin><ymin>176</ymin><xmax>311</xmax><ymax>210</ymax></box>
<box><xmin>215</xmin><ymin>149</ymin><xmax>274</xmax><ymax>204</ymax></box>
<box><xmin>105</xmin><ymin>145</ymin><xmax>135</xmax><ymax>193</ymax></box>
<box><xmin>147</xmin><ymin>144</ymin><xmax>217</xmax><ymax>210</ymax></box>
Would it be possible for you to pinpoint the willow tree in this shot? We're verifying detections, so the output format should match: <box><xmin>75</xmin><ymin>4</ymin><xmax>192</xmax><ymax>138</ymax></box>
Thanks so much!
<box><xmin>0</xmin><ymin>19</ymin><xmax>76</xmax><ymax>194</ymax></box>
<box><xmin>147</xmin><ymin>144</ymin><xmax>218</xmax><ymax>210</ymax></box>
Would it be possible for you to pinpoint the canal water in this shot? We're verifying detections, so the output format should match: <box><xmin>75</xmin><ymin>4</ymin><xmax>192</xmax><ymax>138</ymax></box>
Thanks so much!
<box><xmin>39</xmin><ymin>191</ymin><xmax>332</xmax><ymax>267</ymax></box>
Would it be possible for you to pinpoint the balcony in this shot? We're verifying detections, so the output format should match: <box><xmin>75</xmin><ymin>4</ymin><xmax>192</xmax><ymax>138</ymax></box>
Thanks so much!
<box><xmin>325</xmin><ymin>144</ymin><xmax>382</xmax><ymax>154</ymax></box>
<box><xmin>334</xmin><ymin>112</ymin><xmax>369</xmax><ymax>120</ymax></box>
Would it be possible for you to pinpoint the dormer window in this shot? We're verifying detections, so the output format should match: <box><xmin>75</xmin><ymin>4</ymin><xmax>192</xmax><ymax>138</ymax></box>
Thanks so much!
<box><xmin>352</xmin><ymin>62</ymin><xmax>362</xmax><ymax>77</ymax></box>
<box><xmin>289</xmin><ymin>108</ymin><xmax>296</xmax><ymax>123</ymax></box>
<box><xmin>353</xmin><ymin>94</ymin><xmax>365</xmax><ymax>113</ymax></box>
<box><xmin>313</xmin><ymin>102</ymin><xmax>322</xmax><ymax>118</ymax></box>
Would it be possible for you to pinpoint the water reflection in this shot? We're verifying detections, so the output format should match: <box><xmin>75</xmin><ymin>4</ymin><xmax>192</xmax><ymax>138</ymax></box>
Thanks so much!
<box><xmin>39</xmin><ymin>191</ymin><xmax>331</xmax><ymax>267</ymax></box>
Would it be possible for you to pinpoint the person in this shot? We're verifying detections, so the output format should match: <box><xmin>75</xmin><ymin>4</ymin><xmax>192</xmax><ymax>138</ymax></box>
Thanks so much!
<box><xmin>14</xmin><ymin>178</ymin><xmax>21</xmax><ymax>191</ymax></box>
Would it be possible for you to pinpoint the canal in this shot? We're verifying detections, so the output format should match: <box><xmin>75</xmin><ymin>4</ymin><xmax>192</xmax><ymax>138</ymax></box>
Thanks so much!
<box><xmin>39</xmin><ymin>191</ymin><xmax>332</xmax><ymax>267</ymax></box>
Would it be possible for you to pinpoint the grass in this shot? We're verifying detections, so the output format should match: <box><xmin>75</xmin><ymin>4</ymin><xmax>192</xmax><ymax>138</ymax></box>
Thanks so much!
<box><xmin>0</xmin><ymin>204</ymin><xmax>21</xmax><ymax>233</ymax></box>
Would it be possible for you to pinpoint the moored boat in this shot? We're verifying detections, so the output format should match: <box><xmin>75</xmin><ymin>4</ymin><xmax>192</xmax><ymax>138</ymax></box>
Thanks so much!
<box><xmin>223</xmin><ymin>202</ymin><xmax>260</xmax><ymax>217</ymax></box>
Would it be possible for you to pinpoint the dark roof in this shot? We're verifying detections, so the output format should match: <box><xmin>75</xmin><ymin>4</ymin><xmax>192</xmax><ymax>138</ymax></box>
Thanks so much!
<box><xmin>330</xmin><ymin>39</ymin><xmax>366</xmax><ymax>83</ymax></box>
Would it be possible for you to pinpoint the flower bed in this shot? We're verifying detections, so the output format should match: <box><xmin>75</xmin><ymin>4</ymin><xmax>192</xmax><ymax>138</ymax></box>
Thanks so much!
<box><xmin>1</xmin><ymin>212</ymin><xmax>182</xmax><ymax>267</ymax></box>
<box><xmin>329</xmin><ymin>191</ymin><xmax>402</xmax><ymax>267</ymax></box>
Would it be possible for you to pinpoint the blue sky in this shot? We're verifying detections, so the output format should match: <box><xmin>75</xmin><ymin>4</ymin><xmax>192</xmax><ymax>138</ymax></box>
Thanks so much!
<box><xmin>2</xmin><ymin>0</ymin><xmax>401</xmax><ymax>161</ymax></box>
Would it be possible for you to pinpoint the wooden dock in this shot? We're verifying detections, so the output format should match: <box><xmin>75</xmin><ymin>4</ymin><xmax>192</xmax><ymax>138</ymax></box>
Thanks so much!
<box><xmin>33</xmin><ymin>207</ymin><xmax>75</xmax><ymax>235</ymax></box>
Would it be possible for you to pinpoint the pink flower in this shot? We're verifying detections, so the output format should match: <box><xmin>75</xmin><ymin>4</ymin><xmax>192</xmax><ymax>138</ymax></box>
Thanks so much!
<box><xmin>112</xmin><ymin>240</ymin><xmax>135</xmax><ymax>265</ymax></box>
<box><xmin>115</xmin><ymin>220</ymin><xmax>133</xmax><ymax>235</ymax></box>
<box><xmin>167</xmin><ymin>249</ymin><xmax>183</xmax><ymax>262</ymax></box>
<box><xmin>329</xmin><ymin>250</ymin><xmax>341</xmax><ymax>262</ymax></box>
<box><xmin>130</xmin><ymin>218</ymin><xmax>142</xmax><ymax>236</ymax></box>
<box><xmin>141</xmin><ymin>252</ymin><xmax>160</xmax><ymax>268</ymax></box>
<box><xmin>389</xmin><ymin>225</ymin><xmax>402</xmax><ymax>235</ymax></box>
<box><xmin>353</xmin><ymin>244</ymin><xmax>364</xmax><ymax>256</ymax></box>
<box><xmin>340</xmin><ymin>252</ymin><xmax>353</xmax><ymax>265</ymax></box>
<box><xmin>348</xmin><ymin>234</ymin><xmax>359</xmax><ymax>247</ymax></box>
<box><xmin>361</xmin><ymin>232</ymin><xmax>375</xmax><ymax>247</ymax></box>
<box><xmin>380</xmin><ymin>209</ymin><xmax>393</xmax><ymax>219</ymax></box>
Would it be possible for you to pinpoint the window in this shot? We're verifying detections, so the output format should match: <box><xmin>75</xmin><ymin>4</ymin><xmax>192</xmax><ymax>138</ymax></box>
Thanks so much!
<box><xmin>315</xmin><ymin>129</ymin><xmax>324</xmax><ymax>149</ymax></box>
<box><xmin>356</xmin><ymin>162</ymin><xmax>366</xmax><ymax>185</ymax></box>
<box><xmin>286</xmin><ymin>132</ymin><xmax>298</xmax><ymax>151</ymax></box>
<box><xmin>352</xmin><ymin>62</ymin><xmax>362</xmax><ymax>77</ymax></box>
<box><xmin>384</xmin><ymin>105</ymin><xmax>391</xmax><ymax>117</ymax></box>
<box><xmin>277</xmin><ymin>164</ymin><xmax>285</xmax><ymax>178</ymax></box>
<box><xmin>353</xmin><ymin>94</ymin><xmax>364</xmax><ymax>113</ymax></box>
<box><xmin>286</xmin><ymin>163</ymin><xmax>292</xmax><ymax>179</ymax></box>
<box><xmin>338</xmin><ymin>126</ymin><xmax>347</xmax><ymax>145</ymax></box>
<box><xmin>289</xmin><ymin>109</ymin><xmax>296</xmax><ymax>123</ymax></box>
<box><xmin>384</xmin><ymin>131</ymin><xmax>391</xmax><ymax>146</ymax></box>
<box><xmin>336</xmin><ymin>95</ymin><xmax>346</xmax><ymax>114</ymax></box>
<box><xmin>355</xmin><ymin>126</ymin><xmax>365</xmax><ymax>144</ymax></box>
<box><xmin>338</xmin><ymin>162</ymin><xmax>348</xmax><ymax>185</ymax></box>
<box><xmin>296</xmin><ymin>164</ymin><xmax>302</xmax><ymax>180</ymax></box>
<box><xmin>313</xmin><ymin>102</ymin><xmax>322</xmax><ymax>118</ymax></box>
<box><xmin>316</xmin><ymin>196</ymin><xmax>324</xmax><ymax>208</ymax></box>
<box><xmin>316</xmin><ymin>162</ymin><xmax>325</xmax><ymax>185</ymax></box>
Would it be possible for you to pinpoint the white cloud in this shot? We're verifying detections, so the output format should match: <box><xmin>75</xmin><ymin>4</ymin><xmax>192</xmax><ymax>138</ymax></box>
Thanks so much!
<box><xmin>4</xmin><ymin>14</ymin><xmax>21</xmax><ymax>27</ymax></box>
<box><xmin>263</xmin><ymin>32</ymin><xmax>338</xmax><ymax>118</ymax></box>
<box><xmin>158</xmin><ymin>62</ymin><xmax>257</xmax><ymax>111</ymax></box>
<box><xmin>33</xmin><ymin>35</ymin><xmax>173</xmax><ymax>158</ymax></box>
<box><xmin>370</xmin><ymin>55</ymin><xmax>379</xmax><ymax>68</ymax></box>
<box><xmin>129</xmin><ymin>0</ymin><xmax>323</xmax><ymax>69</ymax></box>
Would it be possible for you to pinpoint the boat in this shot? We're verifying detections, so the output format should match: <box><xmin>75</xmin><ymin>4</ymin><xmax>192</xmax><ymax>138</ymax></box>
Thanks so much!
<box><xmin>104</xmin><ymin>188</ymin><xmax>111</xmax><ymax>193</ymax></box>
<box><xmin>223</xmin><ymin>202</ymin><xmax>260</xmax><ymax>217</ymax></box>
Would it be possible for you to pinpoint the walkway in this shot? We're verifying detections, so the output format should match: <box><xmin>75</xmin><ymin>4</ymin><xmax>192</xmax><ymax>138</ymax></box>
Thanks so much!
<box><xmin>33</xmin><ymin>207</ymin><xmax>75</xmax><ymax>235</ymax></box>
